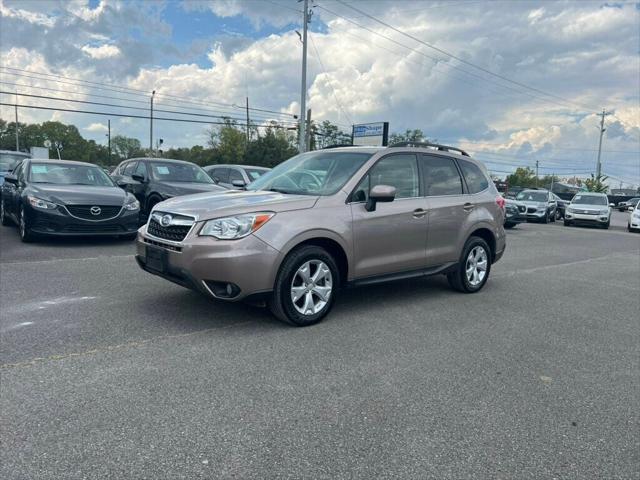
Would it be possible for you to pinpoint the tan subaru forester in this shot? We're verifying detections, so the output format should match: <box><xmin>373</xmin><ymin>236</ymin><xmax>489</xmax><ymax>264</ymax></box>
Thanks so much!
<box><xmin>135</xmin><ymin>143</ymin><xmax>506</xmax><ymax>326</ymax></box>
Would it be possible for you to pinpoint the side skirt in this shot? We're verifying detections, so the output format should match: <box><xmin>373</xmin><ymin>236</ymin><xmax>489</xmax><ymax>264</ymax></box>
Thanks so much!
<box><xmin>346</xmin><ymin>262</ymin><xmax>457</xmax><ymax>288</ymax></box>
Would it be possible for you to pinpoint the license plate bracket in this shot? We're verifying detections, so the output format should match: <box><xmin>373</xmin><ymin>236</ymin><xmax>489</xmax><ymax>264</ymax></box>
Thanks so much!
<box><xmin>145</xmin><ymin>246</ymin><xmax>167</xmax><ymax>273</ymax></box>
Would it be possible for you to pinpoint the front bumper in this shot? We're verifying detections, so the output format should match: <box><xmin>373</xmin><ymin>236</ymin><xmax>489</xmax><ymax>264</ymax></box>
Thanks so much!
<box><xmin>565</xmin><ymin>212</ymin><xmax>609</xmax><ymax>224</ymax></box>
<box><xmin>26</xmin><ymin>204</ymin><xmax>140</xmax><ymax>236</ymax></box>
<box><xmin>505</xmin><ymin>209</ymin><xmax>526</xmax><ymax>224</ymax></box>
<box><xmin>135</xmin><ymin>224</ymin><xmax>280</xmax><ymax>301</ymax></box>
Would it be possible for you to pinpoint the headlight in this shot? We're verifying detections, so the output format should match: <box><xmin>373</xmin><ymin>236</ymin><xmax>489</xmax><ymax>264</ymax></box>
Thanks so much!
<box><xmin>123</xmin><ymin>199</ymin><xmax>140</xmax><ymax>211</ymax></box>
<box><xmin>199</xmin><ymin>212</ymin><xmax>274</xmax><ymax>239</ymax></box>
<box><xmin>27</xmin><ymin>196</ymin><xmax>57</xmax><ymax>210</ymax></box>
<box><xmin>566</xmin><ymin>207</ymin><xmax>574</xmax><ymax>213</ymax></box>
<box><xmin>633</xmin><ymin>211</ymin><xmax>640</xmax><ymax>218</ymax></box>
<box><xmin>599</xmin><ymin>209</ymin><xmax>609</xmax><ymax>215</ymax></box>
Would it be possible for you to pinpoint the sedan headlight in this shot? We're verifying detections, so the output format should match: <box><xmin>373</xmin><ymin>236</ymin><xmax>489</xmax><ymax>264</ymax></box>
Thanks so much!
<box><xmin>199</xmin><ymin>212</ymin><xmax>274</xmax><ymax>240</ymax></box>
<box><xmin>27</xmin><ymin>195</ymin><xmax>57</xmax><ymax>210</ymax></box>
<box><xmin>123</xmin><ymin>199</ymin><xmax>140</xmax><ymax>211</ymax></box>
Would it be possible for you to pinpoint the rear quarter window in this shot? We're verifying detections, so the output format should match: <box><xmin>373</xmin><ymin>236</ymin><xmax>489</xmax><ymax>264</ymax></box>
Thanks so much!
<box><xmin>459</xmin><ymin>160</ymin><xmax>489</xmax><ymax>194</ymax></box>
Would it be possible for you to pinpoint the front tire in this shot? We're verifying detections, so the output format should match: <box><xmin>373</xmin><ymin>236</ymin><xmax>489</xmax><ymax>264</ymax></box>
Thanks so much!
<box><xmin>504</xmin><ymin>222</ymin><xmax>515</xmax><ymax>229</ymax></box>
<box><xmin>269</xmin><ymin>245</ymin><xmax>339</xmax><ymax>327</ymax></box>
<box><xmin>19</xmin><ymin>206</ymin><xmax>34</xmax><ymax>242</ymax></box>
<box><xmin>447</xmin><ymin>236</ymin><xmax>491</xmax><ymax>293</ymax></box>
<box><xmin>602</xmin><ymin>220</ymin><xmax>610</xmax><ymax>229</ymax></box>
<box><xmin>0</xmin><ymin>198</ymin><xmax>11</xmax><ymax>226</ymax></box>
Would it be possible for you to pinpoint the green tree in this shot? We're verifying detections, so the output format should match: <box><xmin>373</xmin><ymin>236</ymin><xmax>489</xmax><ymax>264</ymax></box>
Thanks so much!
<box><xmin>584</xmin><ymin>173</ymin><xmax>609</xmax><ymax>193</ymax></box>
<box><xmin>389</xmin><ymin>129</ymin><xmax>427</xmax><ymax>145</ymax></box>
<box><xmin>207</xmin><ymin>119</ymin><xmax>247</xmax><ymax>164</ymax></box>
<box><xmin>506</xmin><ymin>167</ymin><xmax>537</xmax><ymax>188</ymax></box>
<box><xmin>111</xmin><ymin>135</ymin><xmax>143</xmax><ymax>160</ymax></box>
<box><xmin>313</xmin><ymin>120</ymin><xmax>351</xmax><ymax>149</ymax></box>
<box><xmin>245</xmin><ymin>124</ymin><xmax>298</xmax><ymax>167</ymax></box>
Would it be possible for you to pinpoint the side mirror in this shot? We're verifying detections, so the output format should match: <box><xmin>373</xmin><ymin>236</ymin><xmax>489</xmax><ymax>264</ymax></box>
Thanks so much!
<box><xmin>3</xmin><ymin>174</ymin><xmax>17</xmax><ymax>185</ymax></box>
<box><xmin>365</xmin><ymin>184</ymin><xmax>396</xmax><ymax>212</ymax></box>
<box><xmin>608</xmin><ymin>203</ymin><xmax>615</xmax><ymax>207</ymax></box>
<box><xmin>131</xmin><ymin>173</ymin><xmax>146</xmax><ymax>183</ymax></box>
<box><xmin>232</xmin><ymin>179</ymin><xmax>246</xmax><ymax>189</ymax></box>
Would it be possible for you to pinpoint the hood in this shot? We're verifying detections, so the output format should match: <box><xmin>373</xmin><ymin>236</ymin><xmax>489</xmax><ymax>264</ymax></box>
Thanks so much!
<box><xmin>504</xmin><ymin>198</ymin><xmax>525</xmax><ymax>207</ymax></box>
<box><xmin>29</xmin><ymin>184</ymin><xmax>127</xmax><ymax>206</ymax></box>
<box><xmin>155</xmin><ymin>190</ymin><xmax>319</xmax><ymax>221</ymax></box>
<box><xmin>160</xmin><ymin>182</ymin><xmax>225</xmax><ymax>196</ymax></box>
<box><xmin>518</xmin><ymin>199</ymin><xmax>547</xmax><ymax>208</ymax></box>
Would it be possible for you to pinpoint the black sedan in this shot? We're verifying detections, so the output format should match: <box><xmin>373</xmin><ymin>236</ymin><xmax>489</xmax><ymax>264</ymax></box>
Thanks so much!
<box><xmin>111</xmin><ymin>158</ymin><xmax>225</xmax><ymax>218</ymax></box>
<box><xmin>1</xmin><ymin>159</ymin><xmax>141</xmax><ymax>242</ymax></box>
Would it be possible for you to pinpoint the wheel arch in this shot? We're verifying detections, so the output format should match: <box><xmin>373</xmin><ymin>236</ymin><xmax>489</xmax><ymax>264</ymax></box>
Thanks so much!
<box><xmin>467</xmin><ymin>226</ymin><xmax>497</xmax><ymax>262</ymax></box>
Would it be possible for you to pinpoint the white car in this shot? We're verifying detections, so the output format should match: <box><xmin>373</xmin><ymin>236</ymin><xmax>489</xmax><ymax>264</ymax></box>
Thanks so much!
<box><xmin>628</xmin><ymin>202</ymin><xmax>640</xmax><ymax>232</ymax></box>
<box><xmin>564</xmin><ymin>192</ymin><xmax>613</xmax><ymax>229</ymax></box>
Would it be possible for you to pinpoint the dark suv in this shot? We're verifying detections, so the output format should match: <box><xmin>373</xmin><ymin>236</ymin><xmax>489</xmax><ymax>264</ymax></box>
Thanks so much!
<box><xmin>111</xmin><ymin>158</ymin><xmax>225</xmax><ymax>217</ymax></box>
<box><xmin>135</xmin><ymin>143</ymin><xmax>506</xmax><ymax>326</ymax></box>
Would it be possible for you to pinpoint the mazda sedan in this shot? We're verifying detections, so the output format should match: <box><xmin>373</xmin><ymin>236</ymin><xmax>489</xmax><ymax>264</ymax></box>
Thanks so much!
<box><xmin>1</xmin><ymin>159</ymin><xmax>140</xmax><ymax>242</ymax></box>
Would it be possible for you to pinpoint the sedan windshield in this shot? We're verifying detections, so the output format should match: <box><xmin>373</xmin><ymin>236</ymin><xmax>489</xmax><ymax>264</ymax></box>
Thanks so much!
<box><xmin>0</xmin><ymin>152</ymin><xmax>30</xmax><ymax>172</ymax></box>
<box><xmin>516</xmin><ymin>191</ymin><xmax>547</xmax><ymax>202</ymax></box>
<box><xmin>571</xmin><ymin>194</ymin><xmax>607</xmax><ymax>206</ymax></box>
<box><xmin>29</xmin><ymin>163</ymin><xmax>115</xmax><ymax>186</ymax></box>
<box><xmin>149</xmin><ymin>162</ymin><xmax>213</xmax><ymax>183</ymax></box>
<box><xmin>247</xmin><ymin>151</ymin><xmax>374</xmax><ymax>195</ymax></box>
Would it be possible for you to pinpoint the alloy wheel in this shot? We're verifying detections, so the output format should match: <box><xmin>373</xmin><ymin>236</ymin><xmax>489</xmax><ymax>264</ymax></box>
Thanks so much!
<box><xmin>290</xmin><ymin>260</ymin><xmax>333</xmax><ymax>315</ymax></box>
<box><xmin>465</xmin><ymin>246</ymin><xmax>488</xmax><ymax>287</ymax></box>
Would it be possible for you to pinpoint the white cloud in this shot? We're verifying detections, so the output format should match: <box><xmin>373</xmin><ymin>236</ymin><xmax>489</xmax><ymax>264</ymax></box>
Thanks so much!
<box><xmin>85</xmin><ymin>122</ymin><xmax>108</xmax><ymax>132</ymax></box>
<box><xmin>81</xmin><ymin>44</ymin><xmax>121</xmax><ymax>59</ymax></box>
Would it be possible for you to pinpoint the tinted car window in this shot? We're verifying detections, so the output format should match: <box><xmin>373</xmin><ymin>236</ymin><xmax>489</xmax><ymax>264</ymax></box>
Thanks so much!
<box><xmin>421</xmin><ymin>156</ymin><xmax>463</xmax><ymax>196</ymax></box>
<box><xmin>148</xmin><ymin>162</ymin><xmax>213</xmax><ymax>183</ymax></box>
<box><xmin>28</xmin><ymin>163</ymin><xmax>114</xmax><ymax>186</ymax></box>
<box><xmin>354</xmin><ymin>154</ymin><xmax>419</xmax><ymax>201</ymax></box>
<box><xmin>228</xmin><ymin>168</ymin><xmax>244</xmax><ymax>183</ymax></box>
<box><xmin>459</xmin><ymin>160</ymin><xmax>489</xmax><ymax>194</ymax></box>
<box><xmin>134</xmin><ymin>161</ymin><xmax>147</xmax><ymax>177</ymax></box>
<box><xmin>245</xmin><ymin>168</ymin><xmax>268</xmax><ymax>180</ymax></box>
<box><xmin>211</xmin><ymin>167</ymin><xmax>229</xmax><ymax>183</ymax></box>
<box><xmin>123</xmin><ymin>162</ymin><xmax>137</xmax><ymax>176</ymax></box>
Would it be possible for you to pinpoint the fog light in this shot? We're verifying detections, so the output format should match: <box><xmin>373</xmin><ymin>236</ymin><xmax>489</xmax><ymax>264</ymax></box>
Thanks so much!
<box><xmin>204</xmin><ymin>280</ymin><xmax>241</xmax><ymax>298</ymax></box>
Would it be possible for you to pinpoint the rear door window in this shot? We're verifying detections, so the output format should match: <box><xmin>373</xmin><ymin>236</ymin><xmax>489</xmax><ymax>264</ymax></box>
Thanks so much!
<box><xmin>459</xmin><ymin>160</ymin><xmax>489</xmax><ymax>194</ymax></box>
<box><xmin>420</xmin><ymin>155</ymin><xmax>463</xmax><ymax>196</ymax></box>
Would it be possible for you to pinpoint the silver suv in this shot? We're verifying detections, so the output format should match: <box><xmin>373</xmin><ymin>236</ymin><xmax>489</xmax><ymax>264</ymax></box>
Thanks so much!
<box><xmin>135</xmin><ymin>143</ymin><xmax>506</xmax><ymax>326</ymax></box>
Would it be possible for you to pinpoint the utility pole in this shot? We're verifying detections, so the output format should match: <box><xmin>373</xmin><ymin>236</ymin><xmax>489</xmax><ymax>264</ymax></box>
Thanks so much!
<box><xmin>535</xmin><ymin>160</ymin><xmax>539</xmax><ymax>187</ymax></box>
<box><xmin>305</xmin><ymin>108</ymin><xmax>312</xmax><ymax>151</ymax></box>
<box><xmin>107</xmin><ymin>119</ymin><xmax>111</xmax><ymax>164</ymax></box>
<box><xmin>15</xmin><ymin>91</ymin><xmax>19</xmax><ymax>151</ymax></box>
<box><xmin>150</xmin><ymin>90</ymin><xmax>156</xmax><ymax>153</ymax></box>
<box><xmin>596</xmin><ymin>109</ymin><xmax>611</xmax><ymax>178</ymax></box>
<box><xmin>298</xmin><ymin>0</ymin><xmax>310</xmax><ymax>153</ymax></box>
<box><xmin>245</xmin><ymin>97</ymin><xmax>250</xmax><ymax>143</ymax></box>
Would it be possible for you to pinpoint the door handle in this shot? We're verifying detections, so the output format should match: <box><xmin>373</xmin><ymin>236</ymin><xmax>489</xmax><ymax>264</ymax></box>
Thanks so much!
<box><xmin>463</xmin><ymin>203</ymin><xmax>475</xmax><ymax>212</ymax></box>
<box><xmin>412</xmin><ymin>208</ymin><xmax>427</xmax><ymax>218</ymax></box>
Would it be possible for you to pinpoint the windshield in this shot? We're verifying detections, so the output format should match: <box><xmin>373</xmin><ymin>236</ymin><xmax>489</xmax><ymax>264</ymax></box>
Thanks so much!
<box><xmin>0</xmin><ymin>152</ymin><xmax>30</xmax><ymax>172</ymax></box>
<box><xmin>571</xmin><ymin>194</ymin><xmax>607</xmax><ymax>206</ymax></box>
<box><xmin>149</xmin><ymin>162</ymin><xmax>213</xmax><ymax>183</ymax></box>
<box><xmin>516</xmin><ymin>191</ymin><xmax>547</xmax><ymax>202</ymax></box>
<box><xmin>247</xmin><ymin>151</ymin><xmax>374</xmax><ymax>195</ymax></box>
<box><xmin>29</xmin><ymin>163</ymin><xmax>115</xmax><ymax>186</ymax></box>
<box><xmin>245</xmin><ymin>168</ymin><xmax>269</xmax><ymax>181</ymax></box>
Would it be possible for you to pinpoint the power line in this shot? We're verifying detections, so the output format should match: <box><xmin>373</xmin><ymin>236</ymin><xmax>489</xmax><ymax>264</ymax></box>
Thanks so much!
<box><xmin>0</xmin><ymin>102</ymin><xmax>294</xmax><ymax>129</ymax></box>
<box><xmin>0</xmin><ymin>66</ymin><xmax>297</xmax><ymax>119</ymax></box>
<box><xmin>308</xmin><ymin>32</ymin><xmax>354</xmax><ymax>125</ymax></box>
<box><xmin>328</xmin><ymin>1</ymin><xmax>603</xmax><ymax>113</ymax></box>
<box><xmin>0</xmin><ymin>91</ymin><xmax>298</xmax><ymax>126</ymax></box>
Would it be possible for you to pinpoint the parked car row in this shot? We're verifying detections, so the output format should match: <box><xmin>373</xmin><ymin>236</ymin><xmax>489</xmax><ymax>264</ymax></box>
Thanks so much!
<box><xmin>617</xmin><ymin>197</ymin><xmax>640</xmax><ymax>212</ymax></box>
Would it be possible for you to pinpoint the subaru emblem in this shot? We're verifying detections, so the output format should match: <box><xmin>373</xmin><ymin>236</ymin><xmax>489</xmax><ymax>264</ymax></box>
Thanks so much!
<box><xmin>160</xmin><ymin>214</ymin><xmax>172</xmax><ymax>227</ymax></box>
<box><xmin>90</xmin><ymin>206</ymin><xmax>101</xmax><ymax>216</ymax></box>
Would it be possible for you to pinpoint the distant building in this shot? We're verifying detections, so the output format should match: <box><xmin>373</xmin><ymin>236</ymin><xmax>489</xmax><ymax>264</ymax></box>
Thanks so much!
<box><xmin>610</xmin><ymin>188</ymin><xmax>638</xmax><ymax>196</ymax></box>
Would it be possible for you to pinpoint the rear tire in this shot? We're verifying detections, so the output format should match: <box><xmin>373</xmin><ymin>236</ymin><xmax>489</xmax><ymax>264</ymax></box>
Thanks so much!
<box><xmin>550</xmin><ymin>211</ymin><xmax>556</xmax><ymax>223</ymax></box>
<box><xmin>0</xmin><ymin>198</ymin><xmax>11</xmax><ymax>226</ymax></box>
<box><xmin>447</xmin><ymin>236</ymin><xmax>491</xmax><ymax>293</ymax></box>
<box><xmin>269</xmin><ymin>245</ymin><xmax>339</xmax><ymax>327</ymax></box>
<box><xmin>541</xmin><ymin>213</ymin><xmax>549</xmax><ymax>224</ymax></box>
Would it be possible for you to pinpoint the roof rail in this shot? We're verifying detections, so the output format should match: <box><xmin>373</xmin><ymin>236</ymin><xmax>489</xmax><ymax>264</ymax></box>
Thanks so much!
<box><xmin>388</xmin><ymin>141</ymin><xmax>470</xmax><ymax>157</ymax></box>
<box><xmin>321</xmin><ymin>143</ymin><xmax>358</xmax><ymax>149</ymax></box>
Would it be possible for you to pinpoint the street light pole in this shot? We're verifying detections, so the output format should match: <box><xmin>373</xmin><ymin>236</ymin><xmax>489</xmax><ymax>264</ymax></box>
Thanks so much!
<box><xmin>298</xmin><ymin>0</ymin><xmax>309</xmax><ymax>153</ymax></box>
<box><xmin>596</xmin><ymin>109</ymin><xmax>611</xmax><ymax>178</ymax></box>
<box><xmin>150</xmin><ymin>90</ymin><xmax>156</xmax><ymax>153</ymax></box>
<box><xmin>15</xmin><ymin>90</ymin><xmax>19</xmax><ymax>151</ymax></box>
<box><xmin>107</xmin><ymin>119</ymin><xmax>111</xmax><ymax>164</ymax></box>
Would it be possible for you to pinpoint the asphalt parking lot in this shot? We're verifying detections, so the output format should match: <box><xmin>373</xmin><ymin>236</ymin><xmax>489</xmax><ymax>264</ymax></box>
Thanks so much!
<box><xmin>1</xmin><ymin>212</ymin><xmax>639</xmax><ymax>479</ymax></box>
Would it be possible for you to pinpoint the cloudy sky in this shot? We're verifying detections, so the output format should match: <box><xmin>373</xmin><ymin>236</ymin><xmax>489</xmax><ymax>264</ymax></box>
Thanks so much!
<box><xmin>0</xmin><ymin>0</ymin><xmax>638</xmax><ymax>186</ymax></box>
